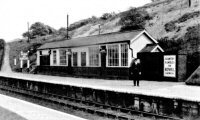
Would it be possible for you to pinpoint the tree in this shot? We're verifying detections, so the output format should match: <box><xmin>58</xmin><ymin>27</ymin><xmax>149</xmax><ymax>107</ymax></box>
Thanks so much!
<box><xmin>0</xmin><ymin>39</ymin><xmax>5</xmax><ymax>49</ymax></box>
<box><xmin>30</xmin><ymin>22</ymin><xmax>49</xmax><ymax>36</ymax></box>
<box><xmin>100</xmin><ymin>13</ymin><xmax>113</xmax><ymax>20</ymax></box>
<box><xmin>46</xmin><ymin>25</ymin><xmax>56</xmax><ymax>34</ymax></box>
<box><xmin>22</xmin><ymin>31</ymin><xmax>33</xmax><ymax>39</ymax></box>
<box><xmin>22</xmin><ymin>22</ymin><xmax>56</xmax><ymax>39</ymax></box>
<box><xmin>57</xmin><ymin>27</ymin><xmax>67</xmax><ymax>35</ymax></box>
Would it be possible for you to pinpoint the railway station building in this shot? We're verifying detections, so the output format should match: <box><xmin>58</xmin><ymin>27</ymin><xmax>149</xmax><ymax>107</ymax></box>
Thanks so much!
<box><xmin>36</xmin><ymin>30</ymin><xmax>164</xmax><ymax>79</ymax></box>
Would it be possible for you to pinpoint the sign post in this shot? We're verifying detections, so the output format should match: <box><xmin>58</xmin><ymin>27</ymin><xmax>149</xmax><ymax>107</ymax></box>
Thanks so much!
<box><xmin>27</xmin><ymin>60</ymin><xmax>30</xmax><ymax>68</ymax></box>
<box><xmin>19</xmin><ymin>51</ymin><xmax>30</xmax><ymax>72</ymax></box>
<box><xmin>14</xmin><ymin>58</ymin><xmax>17</xmax><ymax>66</ymax></box>
<box><xmin>164</xmin><ymin>55</ymin><xmax>176</xmax><ymax>78</ymax></box>
<box><xmin>20</xmin><ymin>60</ymin><xmax>23</xmax><ymax>68</ymax></box>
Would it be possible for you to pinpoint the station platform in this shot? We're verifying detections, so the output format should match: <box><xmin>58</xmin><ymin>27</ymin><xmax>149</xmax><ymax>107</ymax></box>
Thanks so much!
<box><xmin>0</xmin><ymin>93</ymin><xmax>86</xmax><ymax>120</ymax></box>
<box><xmin>0</xmin><ymin>72</ymin><xmax>199</xmax><ymax>102</ymax></box>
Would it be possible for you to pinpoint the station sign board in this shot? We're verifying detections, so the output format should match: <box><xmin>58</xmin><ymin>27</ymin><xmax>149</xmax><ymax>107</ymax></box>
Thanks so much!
<box><xmin>20</xmin><ymin>51</ymin><xmax>28</xmax><ymax>60</ymax></box>
<box><xmin>19</xmin><ymin>57</ymin><xmax>28</xmax><ymax>60</ymax></box>
<box><xmin>163</xmin><ymin>55</ymin><xmax>176</xmax><ymax>78</ymax></box>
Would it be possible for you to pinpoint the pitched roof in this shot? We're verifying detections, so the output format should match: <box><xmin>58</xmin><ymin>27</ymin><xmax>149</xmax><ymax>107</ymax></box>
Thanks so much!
<box><xmin>140</xmin><ymin>44</ymin><xmax>159</xmax><ymax>52</ymax></box>
<box><xmin>38</xmin><ymin>30</ymin><xmax>147</xmax><ymax>50</ymax></box>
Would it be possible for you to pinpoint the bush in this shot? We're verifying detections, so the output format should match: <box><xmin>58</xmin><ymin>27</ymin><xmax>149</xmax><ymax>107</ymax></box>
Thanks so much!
<box><xmin>164</xmin><ymin>21</ymin><xmax>176</xmax><ymax>32</ymax></box>
<box><xmin>100</xmin><ymin>12</ymin><xmax>116</xmax><ymax>20</ymax></box>
<box><xmin>158</xmin><ymin>37</ymin><xmax>185</xmax><ymax>52</ymax></box>
<box><xmin>185</xmin><ymin>25</ymin><xmax>200</xmax><ymax>40</ymax></box>
<box><xmin>178</xmin><ymin>11</ymin><xmax>200</xmax><ymax>23</ymax></box>
<box><xmin>0</xmin><ymin>39</ymin><xmax>5</xmax><ymax>70</ymax></box>
<box><xmin>165</xmin><ymin>11</ymin><xmax>200</xmax><ymax>32</ymax></box>
<box><xmin>68</xmin><ymin>20</ymin><xmax>89</xmax><ymax>31</ymax></box>
<box><xmin>68</xmin><ymin>16</ymin><xmax>99</xmax><ymax>31</ymax></box>
<box><xmin>119</xmin><ymin>8</ymin><xmax>151</xmax><ymax>32</ymax></box>
<box><xmin>184</xmin><ymin>25</ymin><xmax>200</xmax><ymax>53</ymax></box>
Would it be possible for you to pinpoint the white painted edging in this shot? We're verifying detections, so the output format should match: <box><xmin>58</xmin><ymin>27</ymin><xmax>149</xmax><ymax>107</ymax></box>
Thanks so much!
<box><xmin>0</xmin><ymin>94</ymin><xmax>86</xmax><ymax>120</ymax></box>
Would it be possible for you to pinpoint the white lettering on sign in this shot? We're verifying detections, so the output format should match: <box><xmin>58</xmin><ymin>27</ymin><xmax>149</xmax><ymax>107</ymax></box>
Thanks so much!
<box><xmin>164</xmin><ymin>55</ymin><xmax>176</xmax><ymax>78</ymax></box>
<box><xmin>21</xmin><ymin>53</ymin><xmax>28</xmax><ymax>56</ymax></box>
<box><xmin>20</xmin><ymin>52</ymin><xmax>29</xmax><ymax>60</ymax></box>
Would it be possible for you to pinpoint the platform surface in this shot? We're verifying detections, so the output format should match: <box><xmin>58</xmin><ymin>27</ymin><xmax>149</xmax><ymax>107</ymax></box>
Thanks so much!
<box><xmin>0</xmin><ymin>72</ymin><xmax>200</xmax><ymax>102</ymax></box>
<box><xmin>0</xmin><ymin>93</ymin><xmax>86</xmax><ymax>120</ymax></box>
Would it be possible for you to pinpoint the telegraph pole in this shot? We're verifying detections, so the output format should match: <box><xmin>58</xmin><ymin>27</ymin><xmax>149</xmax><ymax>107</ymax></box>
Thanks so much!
<box><xmin>27</xmin><ymin>22</ymin><xmax>30</xmax><ymax>43</ymax></box>
<box><xmin>67</xmin><ymin>14</ymin><xmax>69</xmax><ymax>39</ymax></box>
<box><xmin>98</xmin><ymin>24</ymin><xmax>101</xmax><ymax>35</ymax></box>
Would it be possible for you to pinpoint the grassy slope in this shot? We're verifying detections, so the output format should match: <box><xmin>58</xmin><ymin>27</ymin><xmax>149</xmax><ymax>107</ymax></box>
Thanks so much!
<box><xmin>71</xmin><ymin>18</ymin><xmax>121</xmax><ymax>38</ymax></box>
<box><xmin>145</xmin><ymin>0</ymin><xmax>200</xmax><ymax>40</ymax></box>
<box><xmin>70</xmin><ymin>0</ymin><xmax>200</xmax><ymax>40</ymax></box>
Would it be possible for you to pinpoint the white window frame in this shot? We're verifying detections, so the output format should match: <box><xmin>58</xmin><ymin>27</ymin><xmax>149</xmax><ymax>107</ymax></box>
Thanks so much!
<box><xmin>59</xmin><ymin>49</ymin><xmax>68</xmax><ymax>66</ymax></box>
<box><xmin>88</xmin><ymin>46</ymin><xmax>101</xmax><ymax>67</ymax></box>
<box><xmin>52</xmin><ymin>50</ymin><xmax>57</xmax><ymax>65</ymax></box>
<box><xmin>107</xmin><ymin>44</ymin><xmax>120</xmax><ymax>67</ymax></box>
<box><xmin>106</xmin><ymin>43</ymin><xmax>129</xmax><ymax>68</ymax></box>
<box><xmin>121</xmin><ymin>44</ymin><xmax>129</xmax><ymax>67</ymax></box>
<box><xmin>81</xmin><ymin>52</ymin><xmax>87</xmax><ymax>67</ymax></box>
<box><xmin>72</xmin><ymin>52</ymin><xmax>78</xmax><ymax>67</ymax></box>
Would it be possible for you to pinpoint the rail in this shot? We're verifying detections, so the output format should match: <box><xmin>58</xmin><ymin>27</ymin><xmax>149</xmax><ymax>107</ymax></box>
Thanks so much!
<box><xmin>0</xmin><ymin>84</ymin><xmax>182</xmax><ymax>120</ymax></box>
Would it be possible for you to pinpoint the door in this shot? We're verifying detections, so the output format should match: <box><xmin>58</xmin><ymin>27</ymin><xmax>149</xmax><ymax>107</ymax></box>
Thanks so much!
<box><xmin>100</xmin><ymin>46</ymin><xmax>106</xmax><ymax>76</ymax></box>
<box><xmin>68</xmin><ymin>54</ymin><xmax>71</xmax><ymax>67</ymax></box>
<box><xmin>40</xmin><ymin>55</ymin><xmax>50</xmax><ymax>66</ymax></box>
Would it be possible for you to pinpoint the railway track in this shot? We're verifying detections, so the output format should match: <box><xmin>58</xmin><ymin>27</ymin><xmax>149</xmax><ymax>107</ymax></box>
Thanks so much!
<box><xmin>0</xmin><ymin>85</ymin><xmax>182</xmax><ymax>120</ymax></box>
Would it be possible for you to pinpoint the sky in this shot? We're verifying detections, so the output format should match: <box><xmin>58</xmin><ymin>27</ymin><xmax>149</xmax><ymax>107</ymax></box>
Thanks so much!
<box><xmin>0</xmin><ymin>0</ymin><xmax>151</xmax><ymax>42</ymax></box>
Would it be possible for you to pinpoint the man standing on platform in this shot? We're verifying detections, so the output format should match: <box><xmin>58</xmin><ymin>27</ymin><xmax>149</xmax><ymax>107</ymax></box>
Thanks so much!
<box><xmin>130</xmin><ymin>58</ymin><xmax>141</xmax><ymax>86</ymax></box>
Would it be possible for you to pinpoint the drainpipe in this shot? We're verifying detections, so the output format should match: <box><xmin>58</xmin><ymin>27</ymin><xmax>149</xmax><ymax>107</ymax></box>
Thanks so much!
<box><xmin>129</xmin><ymin>42</ymin><xmax>134</xmax><ymax>58</ymax></box>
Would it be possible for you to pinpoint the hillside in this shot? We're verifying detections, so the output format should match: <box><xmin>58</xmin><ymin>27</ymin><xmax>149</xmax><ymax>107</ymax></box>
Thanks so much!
<box><xmin>69</xmin><ymin>0</ymin><xmax>200</xmax><ymax>41</ymax></box>
<box><xmin>10</xmin><ymin>0</ymin><xmax>200</xmax><ymax>44</ymax></box>
<box><xmin>8</xmin><ymin>0</ymin><xmax>200</xmax><ymax>73</ymax></box>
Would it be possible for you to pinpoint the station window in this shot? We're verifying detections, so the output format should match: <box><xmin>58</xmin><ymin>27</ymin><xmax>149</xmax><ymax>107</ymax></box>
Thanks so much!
<box><xmin>121</xmin><ymin>44</ymin><xmax>128</xmax><ymax>66</ymax></box>
<box><xmin>81</xmin><ymin>52</ymin><xmax>86</xmax><ymax>66</ymax></box>
<box><xmin>60</xmin><ymin>49</ymin><xmax>67</xmax><ymax>65</ymax></box>
<box><xmin>53</xmin><ymin>50</ymin><xmax>57</xmax><ymax>65</ymax></box>
<box><xmin>72</xmin><ymin>52</ymin><xmax>78</xmax><ymax>66</ymax></box>
<box><xmin>89</xmin><ymin>47</ymin><xmax>100</xmax><ymax>66</ymax></box>
<box><xmin>107</xmin><ymin>44</ymin><xmax>119</xmax><ymax>66</ymax></box>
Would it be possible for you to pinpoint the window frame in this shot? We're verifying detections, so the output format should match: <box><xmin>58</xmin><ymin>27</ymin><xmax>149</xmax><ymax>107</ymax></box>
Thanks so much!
<box><xmin>107</xmin><ymin>44</ymin><xmax>119</xmax><ymax>67</ymax></box>
<box><xmin>106</xmin><ymin>43</ymin><xmax>129</xmax><ymax>68</ymax></box>
<box><xmin>88</xmin><ymin>46</ymin><xmax>101</xmax><ymax>67</ymax></box>
<box><xmin>59</xmin><ymin>49</ymin><xmax>68</xmax><ymax>66</ymax></box>
<box><xmin>121</xmin><ymin>44</ymin><xmax>128</xmax><ymax>67</ymax></box>
<box><xmin>81</xmin><ymin>52</ymin><xmax>86</xmax><ymax>67</ymax></box>
<box><xmin>52</xmin><ymin>50</ymin><xmax>57</xmax><ymax>65</ymax></box>
<box><xmin>72</xmin><ymin>52</ymin><xmax>78</xmax><ymax>67</ymax></box>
